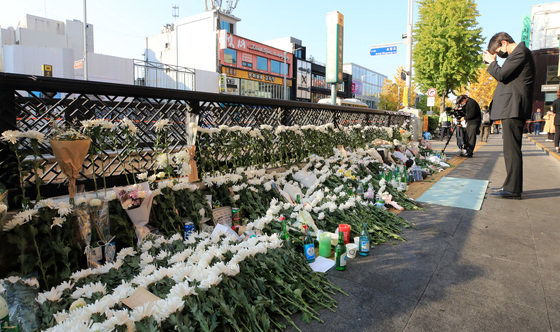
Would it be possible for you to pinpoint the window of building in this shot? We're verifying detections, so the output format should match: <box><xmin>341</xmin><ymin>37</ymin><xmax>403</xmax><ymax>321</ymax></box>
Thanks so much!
<box><xmin>220</xmin><ymin>21</ymin><xmax>234</xmax><ymax>33</ymax></box>
<box><xmin>242</xmin><ymin>61</ymin><xmax>253</xmax><ymax>68</ymax></box>
<box><xmin>546</xmin><ymin>65</ymin><xmax>559</xmax><ymax>84</ymax></box>
<box><xmin>257</xmin><ymin>56</ymin><xmax>268</xmax><ymax>71</ymax></box>
<box><xmin>271</xmin><ymin>60</ymin><xmax>282</xmax><ymax>74</ymax></box>
<box><xmin>224</xmin><ymin>49</ymin><xmax>237</xmax><ymax>65</ymax></box>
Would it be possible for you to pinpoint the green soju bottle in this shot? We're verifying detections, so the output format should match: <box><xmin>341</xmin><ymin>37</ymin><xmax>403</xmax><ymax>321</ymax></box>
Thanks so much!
<box><xmin>359</xmin><ymin>222</ymin><xmax>370</xmax><ymax>256</ymax></box>
<box><xmin>335</xmin><ymin>230</ymin><xmax>347</xmax><ymax>271</ymax></box>
<box><xmin>303</xmin><ymin>225</ymin><xmax>315</xmax><ymax>263</ymax></box>
<box><xmin>279</xmin><ymin>216</ymin><xmax>290</xmax><ymax>249</ymax></box>
<box><xmin>400</xmin><ymin>166</ymin><xmax>408</xmax><ymax>191</ymax></box>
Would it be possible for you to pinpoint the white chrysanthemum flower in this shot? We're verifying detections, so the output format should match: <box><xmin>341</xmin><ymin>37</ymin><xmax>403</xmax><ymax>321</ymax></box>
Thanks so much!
<box><xmin>140</xmin><ymin>252</ymin><xmax>154</xmax><ymax>266</ymax></box>
<box><xmin>137</xmin><ymin>172</ymin><xmax>148</xmax><ymax>181</ymax></box>
<box><xmin>3</xmin><ymin>208</ymin><xmax>38</xmax><ymax>231</ymax></box>
<box><xmin>1</xmin><ymin>130</ymin><xmax>22</xmax><ymax>144</ymax></box>
<box><xmin>51</xmin><ymin>217</ymin><xmax>65</xmax><ymax>229</ymax></box>
<box><xmin>156</xmin><ymin>250</ymin><xmax>169</xmax><ymax>261</ymax></box>
<box><xmin>120</xmin><ymin>118</ymin><xmax>138</xmax><ymax>134</ymax></box>
<box><xmin>117</xmin><ymin>247</ymin><xmax>136</xmax><ymax>260</ymax></box>
<box><xmin>53</xmin><ymin>310</ymin><xmax>69</xmax><ymax>324</ymax></box>
<box><xmin>155</xmin><ymin>154</ymin><xmax>169</xmax><ymax>169</ymax></box>
<box><xmin>21</xmin><ymin>130</ymin><xmax>46</xmax><ymax>143</ymax></box>
<box><xmin>130</xmin><ymin>302</ymin><xmax>155</xmax><ymax>322</ymax></box>
<box><xmin>55</xmin><ymin>201</ymin><xmax>73</xmax><ymax>216</ymax></box>
<box><xmin>173</xmin><ymin>150</ymin><xmax>190</xmax><ymax>164</ymax></box>
<box><xmin>153</xmin><ymin>119</ymin><xmax>170</xmax><ymax>132</ymax></box>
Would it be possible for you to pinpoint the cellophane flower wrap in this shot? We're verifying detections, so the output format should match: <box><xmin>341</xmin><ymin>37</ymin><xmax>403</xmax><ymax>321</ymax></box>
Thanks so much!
<box><xmin>50</xmin><ymin>131</ymin><xmax>90</xmax><ymax>202</ymax></box>
<box><xmin>115</xmin><ymin>182</ymin><xmax>154</xmax><ymax>245</ymax></box>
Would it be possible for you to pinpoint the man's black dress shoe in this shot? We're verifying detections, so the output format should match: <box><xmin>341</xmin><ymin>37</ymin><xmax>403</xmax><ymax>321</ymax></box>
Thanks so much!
<box><xmin>490</xmin><ymin>190</ymin><xmax>521</xmax><ymax>200</ymax></box>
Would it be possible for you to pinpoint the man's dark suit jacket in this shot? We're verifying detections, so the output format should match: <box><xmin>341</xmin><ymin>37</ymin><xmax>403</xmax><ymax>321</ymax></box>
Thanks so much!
<box><xmin>487</xmin><ymin>42</ymin><xmax>535</xmax><ymax>120</ymax></box>
<box><xmin>463</xmin><ymin>97</ymin><xmax>481</xmax><ymax>123</ymax></box>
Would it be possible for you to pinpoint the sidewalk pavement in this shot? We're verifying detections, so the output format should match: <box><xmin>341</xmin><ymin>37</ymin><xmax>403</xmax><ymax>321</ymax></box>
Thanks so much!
<box><xmin>289</xmin><ymin>133</ymin><xmax>560</xmax><ymax>332</ymax></box>
<box><xmin>525</xmin><ymin>133</ymin><xmax>560</xmax><ymax>160</ymax></box>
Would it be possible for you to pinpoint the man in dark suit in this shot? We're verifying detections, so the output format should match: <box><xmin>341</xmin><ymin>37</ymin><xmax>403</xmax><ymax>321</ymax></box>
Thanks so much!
<box><xmin>456</xmin><ymin>95</ymin><xmax>481</xmax><ymax>157</ymax></box>
<box><xmin>483</xmin><ymin>32</ymin><xmax>535</xmax><ymax>199</ymax></box>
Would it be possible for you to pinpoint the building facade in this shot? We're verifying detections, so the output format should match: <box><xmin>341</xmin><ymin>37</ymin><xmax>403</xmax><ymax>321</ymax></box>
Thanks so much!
<box><xmin>343</xmin><ymin>63</ymin><xmax>386</xmax><ymax>109</ymax></box>
<box><xmin>310</xmin><ymin>61</ymin><xmax>351</xmax><ymax>102</ymax></box>
<box><xmin>218</xmin><ymin>31</ymin><xmax>292</xmax><ymax>99</ymax></box>
<box><xmin>529</xmin><ymin>3</ymin><xmax>560</xmax><ymax>112</ymax></box>
<box><xmin>0</xmin><ymin>14</ymin><xmax>133</xmax><ymax>85</ymax></box>
<box><xmin>147</xmin><ymin>10</ymin><xmax>293</xmax><ymax>99</ymax></box>
<box><xmin>263</xmin><ymin>37</ymin><xmax>311</xmax><ymax>102</ymax></box>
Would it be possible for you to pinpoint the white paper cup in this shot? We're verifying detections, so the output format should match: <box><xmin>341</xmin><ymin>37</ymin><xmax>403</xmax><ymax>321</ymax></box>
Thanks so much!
<box><xmin>346</xmin><ymin>243</ymin><xmax>358</xmax><ymax>259</ymax></box>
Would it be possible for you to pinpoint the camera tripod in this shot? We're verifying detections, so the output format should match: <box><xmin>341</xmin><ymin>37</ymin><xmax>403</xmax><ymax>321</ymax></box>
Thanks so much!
<box><xmin>441</xmin><ymin>122</ymin><xmax>466</xmax><ymax>155</ymax></box>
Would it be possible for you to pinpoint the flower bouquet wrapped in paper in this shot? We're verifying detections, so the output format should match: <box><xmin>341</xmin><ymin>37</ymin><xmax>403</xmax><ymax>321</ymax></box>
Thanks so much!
<box><xmin>49</xmin><ymin>128</ymin><xmax>90</xmax><ymax>204</ymax></box>
<box><xmin>115</xmin><ymin>182</ymin><xmax>153</xmax><ymax>245</ymax></box>
<box><xmin>185</xmin><ymin>113</ymin><xmax>199</xmax><ymax>182</ymax></box>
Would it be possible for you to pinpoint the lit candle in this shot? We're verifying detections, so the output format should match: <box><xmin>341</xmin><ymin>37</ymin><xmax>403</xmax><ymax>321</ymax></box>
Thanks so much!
<box><xmin>339</xmin><ymin>224</ymin><xmax>351</xmax><ymax>244</ymax></box>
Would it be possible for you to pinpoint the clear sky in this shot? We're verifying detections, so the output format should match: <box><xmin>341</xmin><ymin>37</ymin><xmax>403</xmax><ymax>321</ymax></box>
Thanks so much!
<box><xmin>0</xmin><ymin>0</ymin><xmax>550</xmax><ymax>81</ymax></box>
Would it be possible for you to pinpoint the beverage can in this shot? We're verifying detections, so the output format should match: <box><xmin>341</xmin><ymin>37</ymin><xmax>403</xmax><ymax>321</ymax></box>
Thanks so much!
<box><xmin>232</xmin><ymin>207</ymin><xmax>241</xmax><ymax>226</ymax></box>
<box><xmin>184</xmin><ymin>221</ymin><xmax>194</xmax><ymax>240</ymax></box>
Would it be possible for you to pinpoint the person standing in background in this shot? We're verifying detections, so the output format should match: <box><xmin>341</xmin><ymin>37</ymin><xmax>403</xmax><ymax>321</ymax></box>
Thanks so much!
<box><xmin>543</xmin><ymin>109</ymin><xmax>555</xmax><ymax>142</ymax></box>
<box><xmin>552</xmin><ymin>88</ymin><xmax>560</xmax><ymax>152</ymax></box>
<box><xmin>492</xmin><ymin>119</ymin><xmax>501</xmax><ymax>134</ymax></box>
<box><xmin>480</xmin><ymin>105</ymin><xmax>491</xmax><ymax>142</ymax></box>
<box><xmin>455</xmin><ymin>95</ymin><xmax>481</xmax><ymax>157</ymax></box>
<box><xmin>483</xmin><ymin>32</ymin><xmax>535</xmax><ymax>200</ymax></box>
<box><xmin>532</xmin><ymin>108</ymin><xmax>542</xmax><ymax>135</ymax></box>
<box><xmin>439</xmin><ymin>107</ymin><xmax>452</xmax><ymax>141</ymax></box>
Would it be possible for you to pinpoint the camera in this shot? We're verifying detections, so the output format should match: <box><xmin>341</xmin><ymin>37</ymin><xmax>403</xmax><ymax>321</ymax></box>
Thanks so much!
<box><xmin>448</xmin><ymin>105</ymin><xmax>465</xmax><ymax>119</ymax></box>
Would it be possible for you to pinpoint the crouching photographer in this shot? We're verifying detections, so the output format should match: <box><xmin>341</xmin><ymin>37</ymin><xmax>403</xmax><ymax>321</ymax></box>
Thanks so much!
<box><xmin>454</xmin><ymin>95</ymin><xmax>481</xmax><ymax>157</ymax></box>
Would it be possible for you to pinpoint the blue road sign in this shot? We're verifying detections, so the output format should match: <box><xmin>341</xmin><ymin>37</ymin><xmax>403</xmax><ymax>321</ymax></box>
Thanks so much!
<box><xmin>369</xmin><ymin>46</ymin><xmax>398</xmax><ymax>56</ymax></box>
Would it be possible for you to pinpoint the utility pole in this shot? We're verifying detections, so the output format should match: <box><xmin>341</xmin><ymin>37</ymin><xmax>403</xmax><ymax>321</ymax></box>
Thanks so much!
<box><xmin>283</xmin><ymin>51</ymin><xmax>287</xmax><ymax>99</ymax></box>
<box><xmin>405</xmin><ymin>0</ymin><xmax>413</xmax><ymax>107</ymax></box>
<box><xmin>173</xmin><ymin>5</ymin><xmax>180</xmax><ymax>89</ymax></box>
<box><xmin>83</xmin><ymin>0</ymin><xmax>88</xmax><ymax>80</ymax></box>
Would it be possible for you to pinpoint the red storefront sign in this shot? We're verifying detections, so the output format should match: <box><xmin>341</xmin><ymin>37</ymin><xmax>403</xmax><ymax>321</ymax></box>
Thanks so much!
<box><xmin>218</xmin><ymin>30</ymin><xmax>292</xmax><ymax>79</ymax></box>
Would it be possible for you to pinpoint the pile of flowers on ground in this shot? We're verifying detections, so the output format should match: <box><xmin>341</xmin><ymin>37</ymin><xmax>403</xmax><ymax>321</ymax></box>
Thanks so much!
<box><xmin>4</xmin><ymin>232</ymin><xmax>344</xmax><ymax>331</ymax></box>
<box><xmin>0</xmin><ymin>120</ymin><xmax>452</xmax><ymax>330</ymax></box>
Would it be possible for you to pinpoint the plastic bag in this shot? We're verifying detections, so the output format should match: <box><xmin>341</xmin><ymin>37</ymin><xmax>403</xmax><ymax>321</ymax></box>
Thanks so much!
<box><xmin>292</xmin><ymin>170</ymin><xmax>319</xmax><ymax>189</ymax></box>
<box><xmin>283</xmin><ymin>182</ymin><xmax>303</xmax><ymax>202</ymax></box>
<box><xmin>4</xmin><ymin>281</ymin><xmax>39</xmax><ymax>331</ymax></box>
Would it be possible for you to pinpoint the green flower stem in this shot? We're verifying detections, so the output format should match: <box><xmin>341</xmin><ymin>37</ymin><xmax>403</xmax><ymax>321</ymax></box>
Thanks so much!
<box><xmin>90</xmin><ymin>152</ymin><xmax>99</xmax><ymax>197</ymax></box>
<box><xmin>31</xmin><ymin>139</ymin><xmax>42</xmax><ymax>202</ymax></box>
<box><xmin>32</xmin><ymin>226</ymin><xmax>49</xmax><ymax>289</ymax></box>
<box><xmin>12</xmin><ymin>145</ymin><xmax>29</xmax><ymax>208</ymax></box>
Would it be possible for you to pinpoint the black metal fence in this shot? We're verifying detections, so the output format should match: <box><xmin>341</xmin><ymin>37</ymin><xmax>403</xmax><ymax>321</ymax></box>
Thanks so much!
<box><xmin>0</xmin><ymin>72</ymin><xmax>410</xmax><ymax>202</ymax></box>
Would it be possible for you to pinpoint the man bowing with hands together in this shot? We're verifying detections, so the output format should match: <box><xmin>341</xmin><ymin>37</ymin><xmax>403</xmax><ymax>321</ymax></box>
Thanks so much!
<box><xmin>482</xmin><ymin>32</ymin><xmax>535</xmax><ymax>200</ymax></box>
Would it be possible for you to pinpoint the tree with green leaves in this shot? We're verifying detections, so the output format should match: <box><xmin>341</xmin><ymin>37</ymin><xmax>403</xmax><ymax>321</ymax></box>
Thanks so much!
<box><xmin>413</xmin><ymin>0</ymin><xmax>484</xmax><ymax>112</ymax></box>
